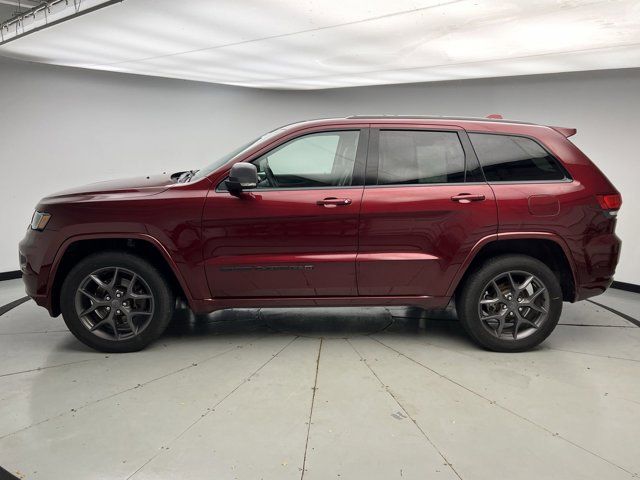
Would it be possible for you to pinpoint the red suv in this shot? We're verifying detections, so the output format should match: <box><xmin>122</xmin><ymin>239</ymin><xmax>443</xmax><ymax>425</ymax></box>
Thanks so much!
<box><xmin>19</xmin><ymin>116</ymin><xmax>622</xmax><ymax>353</ymax></box>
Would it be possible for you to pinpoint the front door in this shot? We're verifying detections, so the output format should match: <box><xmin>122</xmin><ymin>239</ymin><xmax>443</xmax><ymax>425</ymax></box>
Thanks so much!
<box><xmin>202</xmin><ymin>128</ymin><xmax>368</xmax><ymax>298</ymax></box>
<box><xmin>357</xmin><ymin>126</ymin><xmax>498</xmax><ymax>297</ymax></box>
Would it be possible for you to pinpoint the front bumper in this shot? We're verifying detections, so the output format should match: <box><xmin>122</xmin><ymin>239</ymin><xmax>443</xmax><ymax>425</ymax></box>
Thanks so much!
<box><xmin>18</xmin><ymin>227</ymin><xmax>60</xmax><ymax>315</ymax></box>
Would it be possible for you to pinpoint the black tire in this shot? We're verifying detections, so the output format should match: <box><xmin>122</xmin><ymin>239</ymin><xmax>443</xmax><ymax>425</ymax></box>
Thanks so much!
<box><xmin>60</xmin><ymin>252</ymin><xmax>175</xmax><ymax>353</ymax></box>
<box><xmin>456</xmin><ymin>254</ymin><xmax>562</xmax><ymax>352</ymax></box>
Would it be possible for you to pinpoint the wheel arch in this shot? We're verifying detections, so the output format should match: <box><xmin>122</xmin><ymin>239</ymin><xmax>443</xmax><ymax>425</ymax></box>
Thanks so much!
<box><xmin>49</xmin><ymin>234</ymin><xmax>192</xmax><ymax>316</ymax></box>
<box><xmin>449</xmin><ymin>233</ymin><xmax>577</xmax><ymax>302</ymax></box>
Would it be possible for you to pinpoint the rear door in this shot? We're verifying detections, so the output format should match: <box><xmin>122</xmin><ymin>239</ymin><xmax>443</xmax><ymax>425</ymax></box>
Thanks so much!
<box><xmin>202</xmin><ymin>127</ymin><xmax>369</xmax><ymax>298</ymax></box>
<box><xmin>357</xmin><ymin>124</ymin><xmax>497</xmax><ymax>297</ymax></box>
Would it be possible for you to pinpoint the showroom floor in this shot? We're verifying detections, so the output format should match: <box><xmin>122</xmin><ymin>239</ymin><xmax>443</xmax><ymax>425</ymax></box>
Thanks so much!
<box><xmin>0</xmin><ymin>279</ymin><xmax>639</xmax><ymax>480</ymax></box>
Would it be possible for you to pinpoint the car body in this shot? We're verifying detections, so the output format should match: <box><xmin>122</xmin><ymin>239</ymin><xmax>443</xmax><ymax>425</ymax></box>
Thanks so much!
<box><xmin>19</xmin><ymin>116</ymin><xmax>622</xmax><ymax>352</ymax></box>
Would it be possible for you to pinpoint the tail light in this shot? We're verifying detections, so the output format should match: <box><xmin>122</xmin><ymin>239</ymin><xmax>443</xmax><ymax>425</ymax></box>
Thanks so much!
<box><xmin>596</xmin><ymin>194</ymin><xmax>622</xmax><ymax>214</ymax></box>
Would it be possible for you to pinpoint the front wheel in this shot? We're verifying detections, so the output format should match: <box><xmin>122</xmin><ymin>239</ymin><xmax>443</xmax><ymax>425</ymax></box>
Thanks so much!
<box><xmin>456</xmin><ymin>255</ymin><xmax>562</xmax><ymax>352</ymax></box>
<box><xmin>60</xmin><ymin>252</ymin><xmax>175</xmax><ymax>353</ymax></box>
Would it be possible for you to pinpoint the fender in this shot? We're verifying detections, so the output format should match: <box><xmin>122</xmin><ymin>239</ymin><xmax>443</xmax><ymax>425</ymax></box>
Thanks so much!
<box><xmin>445</xmin><ymin>231</ymin><xmax>579</xmax><ymax>299</ymax></box>
<box><xmin>47</xmin><ymin>232</ymin><xmax>196</xmax><ymax>307</ymax></box>
<box><xmin>445</xmin><ymin>233</ymin><xmax>497</xmax><ymax>298</ymax></box>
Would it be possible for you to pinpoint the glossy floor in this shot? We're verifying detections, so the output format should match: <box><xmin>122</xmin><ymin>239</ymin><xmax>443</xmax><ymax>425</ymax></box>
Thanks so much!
<box><xmin>1</xmin><ymin>279</ymin><xmax>639</xmax><ymax>480</ymax></box>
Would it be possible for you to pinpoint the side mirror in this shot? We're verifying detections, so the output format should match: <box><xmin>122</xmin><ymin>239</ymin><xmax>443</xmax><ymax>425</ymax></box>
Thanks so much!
<box><xmin>225</xmin><ymin>163</ymin><xmax>258</xmax><ymax>195</ymax></box>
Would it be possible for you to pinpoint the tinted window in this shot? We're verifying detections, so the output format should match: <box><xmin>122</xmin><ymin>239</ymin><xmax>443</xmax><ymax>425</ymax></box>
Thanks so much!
<box><xmin>253</xmin><ymin>131</ymin><xmax>360</xmax><ymax>189</ymax></box>
<box><xmin>469</xmin><ymin>133</ymin><xmax>567</xmax><ymax>182</ymax></box>
<box><xmin>377</xmin><ymin>130</ymin><xmax>465</xmax><ymax>185</ymax></box>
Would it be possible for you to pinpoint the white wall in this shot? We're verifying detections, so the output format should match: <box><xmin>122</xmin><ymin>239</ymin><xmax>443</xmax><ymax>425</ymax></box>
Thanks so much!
<box><xmin>1</xmin><ymin>56</ymin><xmax>639</xmax><ymax>283</ymax></box>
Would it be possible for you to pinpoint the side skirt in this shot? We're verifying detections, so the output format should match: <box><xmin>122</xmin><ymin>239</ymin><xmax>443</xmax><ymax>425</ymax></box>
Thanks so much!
<box><xmin>190</xmin><ymin>295</ymin><xmax>450</xmax><ymax>314</ymax></box>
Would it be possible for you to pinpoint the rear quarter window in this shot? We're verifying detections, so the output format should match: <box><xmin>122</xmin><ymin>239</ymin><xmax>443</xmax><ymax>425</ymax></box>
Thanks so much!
<box><xmin>469</xmin><ymin>133</ymin><xmax>568</xmax><ymax>182</ymax></box>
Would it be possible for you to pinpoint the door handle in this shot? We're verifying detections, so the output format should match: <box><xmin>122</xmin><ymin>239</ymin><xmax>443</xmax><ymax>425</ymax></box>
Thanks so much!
<box><xmin>317</xmin><ymin>197</ymin><xmax>352</xmax><ymax>207</ymax></box>
<box><xmin>451</xmin><ymin>193</ymin><xmax>486</xmax><ymax>203</ymax></box>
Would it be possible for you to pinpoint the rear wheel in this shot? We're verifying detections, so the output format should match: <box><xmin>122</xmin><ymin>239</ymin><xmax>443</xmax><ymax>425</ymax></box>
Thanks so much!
<box><xmin>456</xmin><ymin>255</ymin><xmax>562</xmax><ymax>352</ymax></box>
<box><xmin>60</xmin><ymin>252</ymin><xmax>174</xmax><ymax>352</ymax></box>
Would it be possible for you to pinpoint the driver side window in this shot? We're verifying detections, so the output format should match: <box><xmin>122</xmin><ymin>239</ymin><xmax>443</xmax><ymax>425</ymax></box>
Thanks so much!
<box><xmin>253</xmin><ymin>130</ymin><xmax>360</xmax><ymax>189</ymax></box>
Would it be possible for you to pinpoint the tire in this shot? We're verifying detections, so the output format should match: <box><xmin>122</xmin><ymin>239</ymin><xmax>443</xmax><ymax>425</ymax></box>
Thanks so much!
<box><xmin>60</xmin><ymin>252</ymin><xmax>175</xmax><ymax>353</ymax></box>
<box><xmin>455</xmin><ymin>254</ymin><xmax>562</xmax><ymax>352</ymax></box>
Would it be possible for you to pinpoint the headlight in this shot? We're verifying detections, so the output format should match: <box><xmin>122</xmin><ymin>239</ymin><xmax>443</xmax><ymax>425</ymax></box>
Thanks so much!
<box><xmin>30</xmin><ymin>211</ymin><xmax>51</xmax><ymax>231</ymax></box>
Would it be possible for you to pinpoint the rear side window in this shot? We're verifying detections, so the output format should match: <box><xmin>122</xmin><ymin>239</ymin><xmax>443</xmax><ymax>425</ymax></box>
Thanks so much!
<box><xmin>469</xmin><ymin>133</ymin><xmax>567</xmax><ymax>182</ymax></box>
<box><xmin>377</xmin><ymin>130</ymin><xmax>466</xmax><ymax>185</ymax></box>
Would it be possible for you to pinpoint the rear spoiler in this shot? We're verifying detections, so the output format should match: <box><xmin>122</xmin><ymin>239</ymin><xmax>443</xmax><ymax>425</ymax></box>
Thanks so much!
<box><xmin>483</xmin><ymin>115</ymin><xmax>577</xmax><ymax>137</ymax></box>
<box><xmin>549</xmin><ymin>126</ymin><xmax>577</xmax><ymax>137</ymax></box>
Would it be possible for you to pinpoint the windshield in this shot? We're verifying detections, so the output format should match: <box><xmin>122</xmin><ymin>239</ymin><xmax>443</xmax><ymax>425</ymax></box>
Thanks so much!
<box><xmin>191</xmin><ymin>127</ymin><xmax>286</xmax><ymax>181</ymax></box>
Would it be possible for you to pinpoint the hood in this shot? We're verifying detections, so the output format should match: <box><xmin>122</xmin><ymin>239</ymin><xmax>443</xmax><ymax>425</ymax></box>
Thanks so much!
<box><xmin>43</xmin><ymin>174</ymin><xmax>175</xmax><ymax>202</ymax></box>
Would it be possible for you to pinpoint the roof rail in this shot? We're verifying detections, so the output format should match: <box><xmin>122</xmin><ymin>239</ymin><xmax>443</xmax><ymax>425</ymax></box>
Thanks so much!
<box><xmin>346</xmin><ymin>114</ymin><xmax>535</xmax><ymax>125</ymax></box>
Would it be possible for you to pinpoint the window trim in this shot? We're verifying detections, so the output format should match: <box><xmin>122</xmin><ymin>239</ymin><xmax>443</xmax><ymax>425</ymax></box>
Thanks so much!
<box><xmin>365</xmin><ymin>127</ymin><xmax>484</xmax><ymax>187</ymax></box>
<box><xmin>466</xmin><ymin>130</ymin><xmax>573</xmax><ymax>184</ymax></box>
<box><xmin>215</xmin><ymin>128</ymin><xmax>369</xmax><ymax>192</ymax></box>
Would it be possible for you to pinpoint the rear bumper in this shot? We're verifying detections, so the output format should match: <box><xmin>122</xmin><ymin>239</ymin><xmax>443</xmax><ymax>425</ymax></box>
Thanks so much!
<box><xmin>575</xmin><ymin>278</ymin><xmax>614</xmax><ymax>301</ymax></box>
<box><xmin>574</xmin><ymin>232</ymin><xmax>621</xmax><ymax>301</ymax></box>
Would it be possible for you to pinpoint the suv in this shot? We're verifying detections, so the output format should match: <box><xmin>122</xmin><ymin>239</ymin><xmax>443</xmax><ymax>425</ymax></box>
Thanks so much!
<box><xmin>19</xmin><ymin>116</ymin><xmax>621</xmax><ymax>353</ymax></box>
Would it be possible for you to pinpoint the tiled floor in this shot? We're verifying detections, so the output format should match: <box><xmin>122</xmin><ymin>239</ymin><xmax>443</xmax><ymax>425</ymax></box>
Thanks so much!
<box><xmin>0</xmin><ymin>281</ymin><xmax>639</xmax><ymax>480</ymax></box>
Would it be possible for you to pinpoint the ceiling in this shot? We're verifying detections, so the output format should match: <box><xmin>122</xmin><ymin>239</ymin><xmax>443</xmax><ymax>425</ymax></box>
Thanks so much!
<box><xmin>1</xmin><ymin>0</ymin><xmax>640</xmax><ymax>90</ymax></box>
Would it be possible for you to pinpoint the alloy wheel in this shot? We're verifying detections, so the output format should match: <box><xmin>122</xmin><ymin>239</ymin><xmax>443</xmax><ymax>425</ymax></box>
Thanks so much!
<box><xmin>477</xmin><ymin>270</ymin><xmax>550</xmax><ymax>340</ymax></box>
<box><xmin>74</xmin><ymin>267</ymin><xmax>154</xmax><ymax>341</ymax></box>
